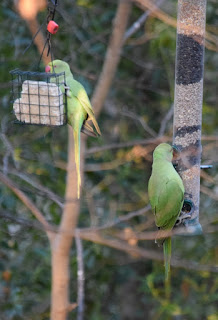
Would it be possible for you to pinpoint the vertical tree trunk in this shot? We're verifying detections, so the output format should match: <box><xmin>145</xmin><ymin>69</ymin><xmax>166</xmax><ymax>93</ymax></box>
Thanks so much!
<box><xmin>51</xmin><ymin>248</ymin><xmax>71</xmax><ymax>320</ymax></box>
<box><xmin>173</xmin><ymin>0</ymin><xmax>207</xmax><ymax>233</ymax></box>
<box><xmin>50</xmin><ymin>127</ymin><xmax>82</xmax><ymax>320</ymax></box>
<box><xmin>50</xmin><ymin>1</ymin><xmax>132</xmax><ymax>317</ymax></box>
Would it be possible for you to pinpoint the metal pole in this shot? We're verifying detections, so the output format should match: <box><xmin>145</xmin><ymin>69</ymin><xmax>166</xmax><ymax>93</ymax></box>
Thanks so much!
<box><xmin>173</xmin><ymin>0</ymin><xmax>207</xmax><ymax>233</ymax></box>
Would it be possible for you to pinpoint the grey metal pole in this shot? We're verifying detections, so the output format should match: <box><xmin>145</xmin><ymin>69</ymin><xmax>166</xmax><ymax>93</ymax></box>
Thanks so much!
<box><xmin>173</xmin><ymin>0</ymin><xmax>207</xmax><ymax>233</ymax></box>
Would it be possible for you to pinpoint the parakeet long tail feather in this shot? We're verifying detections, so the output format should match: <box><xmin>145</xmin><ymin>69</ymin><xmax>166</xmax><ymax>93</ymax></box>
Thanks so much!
<box><xmin>163</xmin><ymin>237</ymin><xmax>171</xmax><ymax>282</ymax></box>
<box><xmin>73</xmin><ymin>130</ymin><xmax>81</xmax><ymax>199</ymax></box>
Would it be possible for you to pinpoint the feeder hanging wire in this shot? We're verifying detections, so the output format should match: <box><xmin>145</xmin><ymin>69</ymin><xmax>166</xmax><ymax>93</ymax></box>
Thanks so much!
<box><xmin>21</xmin><ymin>0</ymin><xmax>59</xmax><ymax>67</ymax></box>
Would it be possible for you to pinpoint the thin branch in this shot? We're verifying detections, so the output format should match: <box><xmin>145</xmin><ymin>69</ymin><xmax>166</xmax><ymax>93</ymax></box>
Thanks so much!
<box><xmin>121</xmin><ymin>109</ymin><xmax>157</xmax><ymax>137</ymax></box>
<box><xmin>200</xmin><ymin>170</ymin><xmax>215</xmax><ymax>184</ymax></box>
<box><xmin>91</xmin><ymin>0</ymin><xmax>132</xmax><ymax>116</ymax></box>
<box><xmin>80</xmin><ymin>205</ymin><xmax>151</xmax><ymax>233</ymax></box>
<box><xmin>75</xmin><ymin>230</ymin><xmax>85</xmax><ymax>320</ymax></box>
<box><xmin>86</xmin><ymin>136</ymin><xmax>168</xmax><ymax>155</ymax></box>
<box><xmin>54</xmin><ymin>159</ymin><xmax>125</xmax><ymax>172</ymax></box>
<box><xmin>77</xmin><ymin>230</ymin><xmax>218</xmax><ymax>273</ymax></box>
<box><xmin>79</xmin><ymin>230</ymin><xmax>161</xmax><ymax>260</ymax></box>
<box><xmin>85</xmin><ymin>159</ymin><xmax>125</xmax><ymax>172</ymax></box>
<box><xmin>158</xmin><ymin>104</ymin><xmax>174</xmax><ymax>136</ymax></box>
<box><xmin>200</xmin><ymin>185</ymin><xmax>218</xmax><ymax>201</ymax></box>
<box><xmin>0</xmin><ymin>166</ymin><xmax>64</xmax><ymax>208</ymax></box>
<box><xmin>132</xmin><ymin>0</ymin><xmax>218</xmax><ymax>51</ymax></box>
<box><xmin>1</xmin><ymin>117</ymin><xmax>20</xmax><ymax>173</ymax></box>
<box><xmin>0</xmin><ymin>172</ymin><xmax>53</xmax><ymax>235</ymax></box>
<box><xmin>86</xmin><ymin>135</ymin><xmax>218</xmax><ymax>155</ymax></box>
<box><xmin>124</xmin><ymin>0</ymin><xmax>165</xmax><ymax>42</ymax></box>
<box><xmin>132</xmin><ymin>0</ymin><xmax>177</xmax><ymax>28</ymax></box>
<box><xmin>23</xmin><ymin>298</ymin><xmax>50</xmax><ymax>320</ymax></box>
<box><xmin>0</xmin><ymin>209</ymin><xmax>42</xmax><ymax>230</ymax></box>
<box><xmin>1</xmin><ymin>207</ymin><xmax>217</xmax><ymax>274</ymax></box>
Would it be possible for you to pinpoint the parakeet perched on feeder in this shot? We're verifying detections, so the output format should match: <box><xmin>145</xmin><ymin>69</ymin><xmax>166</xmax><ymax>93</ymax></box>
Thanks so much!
<box><xmin>148</xmin><ymin>143</ymin><xmax>184</xmax><ymax>281</ymax></box>
<box><xmin>45</xmin><ymin>60</ymin><xmax>101</xmax><ymax>199</ymax></box>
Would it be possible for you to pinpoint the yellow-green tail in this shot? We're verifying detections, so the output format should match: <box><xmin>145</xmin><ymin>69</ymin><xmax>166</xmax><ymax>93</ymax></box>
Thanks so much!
<box><xmin>73</xmin><ymin>129</ymin><xmax>81</xmax><ymax>199</ymax></box>
<box><xmin>163</xmin><ymin>237</ymin><xmax>171</xmax><ymax>282</ymax></box>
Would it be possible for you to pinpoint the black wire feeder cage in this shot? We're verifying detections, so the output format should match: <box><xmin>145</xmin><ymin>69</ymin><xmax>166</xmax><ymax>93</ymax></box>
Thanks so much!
<box><xmin>10</xmin><ymin>69</ymin><xmax>67</xmax><ymax>126</ymax></box>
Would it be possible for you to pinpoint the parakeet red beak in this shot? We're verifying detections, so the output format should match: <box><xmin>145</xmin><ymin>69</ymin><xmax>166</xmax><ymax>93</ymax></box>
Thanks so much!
<box><xmin>45</xmin><ymin>65</ymin><xmax>51</xmax><ymax>73</ymax></box>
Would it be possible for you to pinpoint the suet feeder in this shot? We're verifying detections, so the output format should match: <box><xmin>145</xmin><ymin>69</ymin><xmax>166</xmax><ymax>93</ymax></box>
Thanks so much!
<box><xmin>10</xmin><ymin>69</ymin><xmax>67</xmax><ymax>126</ymax></box>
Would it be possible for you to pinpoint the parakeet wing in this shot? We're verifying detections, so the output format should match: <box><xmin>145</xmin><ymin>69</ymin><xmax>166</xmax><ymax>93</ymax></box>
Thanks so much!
<box><xmin>77</xmin><ymin>94</ymin><xmax>101</xmax><ymax>135</ymax></box>
<box><xmin>154</xmin><ymin>179</ymin><xmax>184</xmax><ymax>229</ymax></box>
<box><xmin>68</xmin><ymin>80</ymin><xmax>101</xmax><ymax>136</ymax></box>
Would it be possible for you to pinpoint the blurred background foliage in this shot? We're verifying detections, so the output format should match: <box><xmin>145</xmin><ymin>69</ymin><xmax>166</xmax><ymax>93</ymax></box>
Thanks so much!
<box><xmin>0</xmin><ymin>0</ymin><xmax>218</xmax><ymax>319</ymax></box>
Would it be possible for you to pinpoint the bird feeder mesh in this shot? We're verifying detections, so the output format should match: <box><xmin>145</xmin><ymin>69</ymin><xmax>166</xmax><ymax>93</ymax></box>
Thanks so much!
<box><xmin>10</xmin><ymin>69</ymin><xmax>67</xmax><ymax>126</ymax></box>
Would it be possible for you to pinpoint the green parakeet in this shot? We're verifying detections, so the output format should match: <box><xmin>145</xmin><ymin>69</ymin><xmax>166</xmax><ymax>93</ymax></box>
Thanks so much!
<box><xmin>148</xmin><ymin>143</ymin><xmax>184</xmax><ymax>281</ymax></box>
<box><xmin>45</xmin><ymin>60</ymin><xmax>101</xmax><ymax>199</ymax></box>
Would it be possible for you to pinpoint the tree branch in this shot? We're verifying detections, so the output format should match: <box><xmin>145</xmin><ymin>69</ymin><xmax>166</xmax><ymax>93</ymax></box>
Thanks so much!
<box><xmin>0</xmin><ymin>172</ymin><xmax>54</xmax><ymax>236</ymax></box>
<box><xmin>75</xmin><ymin>230</ymin><xmax>85</xmax><ymax>320</ymax></box>
<box><xmin>0</xmin><ymin>209</ymin><xmax>42</xmax><ymax>230</ymax></box>
<box><xmin>132</xmin><ymin>0</ymin><xmax>218</xmax><ymax>51</ymax></box>
<box><xmin>0</xmin><ymin>166</ymin><xmax>64</xmax><ymax>209</ymax></box>
<box><xmin>123</xmin><ymin>0</ymin><xmax>165</xmax><ymax>42</ymax></box>
<box><xmin>91</xmin><ymin>0</ymin><xmax>132</xmax><ymax>116</ymax></box>
<box><xmin>77</xmin><ymin>230</ymin><xmax>218</xmax><ymax>273</ymax></box>
<box><xmin>86</xmin><ymin>135</ymin><xmax>218</xmax><ymax>155</ymax></box>
<box><xmin>81</xmin><ymin>205</ymin><xmax>151</xmax><ymax>233</ymax></box>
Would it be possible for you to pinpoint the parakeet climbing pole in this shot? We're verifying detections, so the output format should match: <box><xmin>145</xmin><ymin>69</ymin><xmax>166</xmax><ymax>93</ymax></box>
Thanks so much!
<box><xmin>173</xmin><ymin>0</ymin><xmax>207</xmax><ymax>233</ymax></box>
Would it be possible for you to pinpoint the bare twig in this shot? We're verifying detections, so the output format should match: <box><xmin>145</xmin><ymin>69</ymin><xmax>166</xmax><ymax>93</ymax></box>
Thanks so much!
<box><xmin>1</xmin><ymin>117</ymin><xmax>20</xmax><ymax>174</ymax></box>
<box><xmin>132</xmin><ymin>0</ymin><xmax>218</xmax><ymax>51</ymax></box>
<box><xmin>86</xmin><ymin>136</ymin><xmax>168</xmax><ymax>155</ymax></box>
<box><xmin>85</xmin><ymin>159</ymin><xmax>125</xmax><ymax>172</ymax></box>
<box><xmin>121</xmin><ymin>109</ymin><xmax>157</xmax><ymax>137</ymax></box>
<box><xmin>200</xmin><ymin>170</ymin><xmax>215</xmax><ymax>184</ymax></box>
<box><xmin>75</xmin><ymin>230</ymin><xmax>85</xmax><ymax>320</ymax></box>
<box><xmin>0</xmin><ymin>172</ymin><xmax>53</xmax><ymax>235</ymax></box>
<box><xmin>86</xmin><ymin>135</ymin><xmax>218</xmax><ymax>155</ymax></box>
<box><xmin>114</xmin><ymin>204</ymin><xmax>151</xmax><ymax>225</ymax></box>
<box><xmin>0</xmin><ymin>166</ymin><xmax>64</xmax><ymax>208</ymax></box>
<box><xmin>80</xmin><ymin>205</ymin><xmax>151</xmax><ymax>233</ymax></box>
<box><xmin>91</xmin><ymin>0</ymin><xmax>132</xmax><ymax>116</ymax></box>
<box><xmin>200</xmin><ymin>185</ymin><xmax>218</xmax><ymax>201</ymax></box>
<box><xmin>0</xmin><ymin>209</ymin><xmax>42</xmax><ymax>230</ymax></box>
<box><xmin>77</xmin><ymin>230</ymin><xmax>218</xmax><ymax>273</ymax></box>
<box><xmin>124</xmin><ymin>0</ymin><xmax>164</xmax><ymax>42</ymax></box>
<box><xmin>158</xmin><ymin>104</ymin><xmax>174</xmax><ymax>136</ymax></box>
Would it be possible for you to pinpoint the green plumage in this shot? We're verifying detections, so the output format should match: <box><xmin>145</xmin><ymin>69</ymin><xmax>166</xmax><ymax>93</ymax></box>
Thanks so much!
<box><xmin>148</xmin><ymin>143</ymin><xmax>184</xmax><ymax>281</ymax></box>
<box><xmin>46</xmin><ymin>60</ymin><xmax>101</xmax><ymax>198</ymax></box>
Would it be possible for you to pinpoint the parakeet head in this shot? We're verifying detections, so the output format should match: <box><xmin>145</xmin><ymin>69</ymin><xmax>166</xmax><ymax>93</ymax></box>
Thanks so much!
<box><xmin>153</xmin><ymin>143</ymin><xmax>173</xmax><ymax>161</ymax></box>
<box><xmin>45</xmin><ymin>59</ymin><xmax>73</xmax><ymax>77</ymax></box>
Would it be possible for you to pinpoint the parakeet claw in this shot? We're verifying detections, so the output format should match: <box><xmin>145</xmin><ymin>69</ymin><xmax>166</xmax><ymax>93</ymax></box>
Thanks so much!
<box><xmin>63</xmin><ymin>85</ymin><xmax>70</xmax><ymax>90</ymax></box>
<box><xmin>175</xmin><ymin>212</ymin><xmax>191</xmax><ymax>226</ymax></box>
<box><xmin>61</xmin><ymin>83</ymin><xmax>71</xmax><ymax>97</ymax></box>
